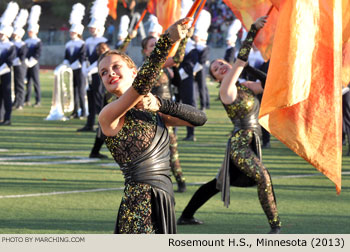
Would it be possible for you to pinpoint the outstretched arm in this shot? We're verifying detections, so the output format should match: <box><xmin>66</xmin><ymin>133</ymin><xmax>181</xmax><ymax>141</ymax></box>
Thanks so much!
<box><xmin>219</xmin><ymin>16</ymin><xmax>266</xmax><ymax>105</ymax></box>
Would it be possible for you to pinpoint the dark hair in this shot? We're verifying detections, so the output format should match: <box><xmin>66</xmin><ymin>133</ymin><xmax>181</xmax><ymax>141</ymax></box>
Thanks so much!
<box><xmin>208</xmin><ymin>59</ymin><xmax>218</xmax><ymax>81</ymax></box>
<box><xmin>96</xmin><ymin>42</ymin><xmax>110</xmax><ymax>56</ymax></box>
<box><xmin>141</xmin><ymin>35</ymin><xmax>157</xmax><ymax>50</ymax></box>
<box><xmin>98</xmin><ymin>49</ymin><xmax>137</xmax><ymax>72</ymax></box>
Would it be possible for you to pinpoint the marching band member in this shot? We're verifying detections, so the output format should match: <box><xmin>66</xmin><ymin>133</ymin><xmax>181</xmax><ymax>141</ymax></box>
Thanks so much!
<box><xmin>63</xmin><ymin>3</ymin><xmax>86</xmax><ymax>119</ymax></box>
<box><xmin>193</xmin><ymin>8</ymin><xmax>211</xmax><ymax>111</ymax></box>
<box><xmin>24</xmin><ymin>5</ymin><xmax>42</xmax><ymax>108</ymax></box>
<box><xmin>0</xmin><ymin>2</ymin><xmax>18</xmax><ymax>125</ymax></box>
<box><xmin>78</xmin><ymin>0</ymin><xmax>108</xmax><ymax>132</ymax></box>
<box><xmin>12</xmin><ymin>9</ymin><xmax>29</xmax><ymax>111</ymax></box>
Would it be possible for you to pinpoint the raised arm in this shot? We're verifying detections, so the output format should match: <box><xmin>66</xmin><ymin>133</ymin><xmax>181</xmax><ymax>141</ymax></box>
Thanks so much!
<box><xmin>99</xmin><ymin>18</ymin><xmax>192</xmax><ymax>136</ymax></box>
<box><xmin>219</xmin><ymin>16</ymin><xmax>266</xmax><ymax>105</ymax></box>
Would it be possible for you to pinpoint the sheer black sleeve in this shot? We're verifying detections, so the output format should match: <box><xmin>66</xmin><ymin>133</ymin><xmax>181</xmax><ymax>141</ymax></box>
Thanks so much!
<box><xmin>157</xmin><ymin>96</ymin><xmax>207</xmax><ymax>126</ymax></box>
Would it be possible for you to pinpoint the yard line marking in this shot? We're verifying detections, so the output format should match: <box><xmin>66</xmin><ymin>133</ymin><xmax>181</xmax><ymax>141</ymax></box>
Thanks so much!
<box><xmin>1</xmin><ymin>171</ymin><xmax>349</xmax><ymax>199</ymax></box>
<box><xmin>0</xmin><ymin>155</ymin><xmax>109</xmax><ymax>165</ymax></box>
<box><xmin>0</xmin><ymin>155</ymin><xmax>70</xmax><ymax>161</ymax></box>
<box><xmin>0</xmin><ymin>160</ymin><xmax>102</xmax><ymax>165</ymax></box>
<box><xmin>0</xmin><ymin>187</ymin><xmax>124</xmax><ymax>199</ymax></box>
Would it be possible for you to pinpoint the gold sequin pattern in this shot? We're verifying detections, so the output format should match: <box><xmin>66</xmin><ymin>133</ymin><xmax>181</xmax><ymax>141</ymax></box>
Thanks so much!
<box><xmin>105</xmin><ymin>109</ymin><xmax>157</xmax><ymax>165</ymax></box>
<box><xmin>117</xmin><ymin>182</ymin><xmax>156</xmax><ymax>234</ymax></box>
<box><xmin>237</xmin><ymin>24</ymin><xmax>258</xmax><ymax>62</ymax></box>
<box><xmin>117</xmin><ymin>34</ymin><xmax>132</xmax><ymax>53</ymax></box>
<box><xmin>222</xmin><ymin>84</ymin><xmax>256</xmax><ymax>124</ymax></box>
<box><xmin>229</xmin><ymin>129</ymin><xmax>281</xmax><ymax>228</ymax></box>
<box><xmin>132</xmin><ymin>34</ymin><xmax>173</xmax><ymax>95</ymax></box>
<box><xmin>173</xmin><ymin>37</ymin><xmax>188</xmax><ymax>66</ymax></box>
<box><xmin>169</xmin><ymin>127</ymin><xmax>184</xmax><ymax>182</ymax></box>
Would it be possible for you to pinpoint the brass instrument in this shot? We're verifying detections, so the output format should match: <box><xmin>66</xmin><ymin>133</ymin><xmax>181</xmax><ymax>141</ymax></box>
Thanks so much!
<box><xmin>45</xmin><ymin>64</ymin><xmax>74</xmax><ymax>120</ymax></box>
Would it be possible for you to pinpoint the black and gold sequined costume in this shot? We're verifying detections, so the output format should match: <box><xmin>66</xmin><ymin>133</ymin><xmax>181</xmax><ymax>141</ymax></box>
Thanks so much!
<box><xmin>178</xmin><ymin>84</ymin><xmax>281</xmax><ymax>231</ymax></box>
<box><xmin>105</xmin><ymin>110</ymin><xmax>176</xmax><ymax>233</ymax></box>
<box><xmin>103</xmin><ymin>33</ymin><xmax>208</xmax><ymax>234</ymax></box>
<box><xmin>178</xmin><ymin>22</ymin><xmax>281</xmax><ymax>232</ymax></box>
<box><xmin>217</xmin><ymin>84</ymin><xmax>280</xmax><ymax>229</ymax></box>
<box><xmin>150</xmin><ymin>37</ymin><xmax>188</xmax><ymax>191</ymax></box>
<box><xmin>105</xmin><ymin>34</ymin><xmax>176</xmax><ymax>234</ymax></box>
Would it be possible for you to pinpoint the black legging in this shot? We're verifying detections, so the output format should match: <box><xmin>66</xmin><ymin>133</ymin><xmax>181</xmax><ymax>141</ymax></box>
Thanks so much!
<box><xmin>181</xmin><ymin>178</ymin><xmax>219</xmax><ymax>218</ymax></box>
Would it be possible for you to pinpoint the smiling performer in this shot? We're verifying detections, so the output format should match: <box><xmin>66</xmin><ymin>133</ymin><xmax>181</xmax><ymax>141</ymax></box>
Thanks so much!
<box><xmin>98</xmin><ymin>17</ymin><xmax>206</xmax><ymax>234</ymax></box>
<box><xmin>177</xmin><ymin>16</ymin><xmax>281</xmax><ymax>234</ymax></box>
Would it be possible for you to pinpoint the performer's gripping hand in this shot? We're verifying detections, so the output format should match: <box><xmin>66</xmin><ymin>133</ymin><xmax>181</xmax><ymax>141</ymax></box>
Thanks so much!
<box><xmin>165</xmin><ymin>17</ymin><xmax>193</xmax><ymax>43</ymax></box>
<box><xmin>253</xmin><ymin>16</ymin><xmax>267</xmax><ymax>30</ymax></box>
<box><xmin>135</xmin><ymin>93</ymin><xmax>160</xmax><ymax>112</ymax></box>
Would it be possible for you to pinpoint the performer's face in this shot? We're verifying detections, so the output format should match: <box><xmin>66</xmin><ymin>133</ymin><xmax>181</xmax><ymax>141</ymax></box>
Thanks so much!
<box><xmin>70</xmin><ymin>32</ymin><xmax>78</xmax><ymax>40</ymax></box>
<box><xmin>210</xmin><ymin>59</ymin><xmax>232</xmax><ymax>82</ymax></box>
<box><xmin>99</xmin><ymin>54</ymin><xmax>137</xmax><ymax>96</ymax></box>
<box><xmin>89</xmin><ymin>27</ymin><xmax>97</xmax><ymax>36</ymax></box>
<box><xmin>143</xmin><ymin>37</ymin><xmax>157</xmax><ymax>57</ymax></box>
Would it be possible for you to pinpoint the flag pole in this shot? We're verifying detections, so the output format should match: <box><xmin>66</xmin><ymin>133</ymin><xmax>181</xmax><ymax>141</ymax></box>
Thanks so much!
<box><xmin>133</xmin><ymin>8</ymin><xmax>148</xmax><ymax>31</ymax></box>
<box><xmin>167</xmin><ymin>0</ymin><xmax>203</xmax><ymax>57</ymax></box>
<box><xmin>191</xmin><ymin>0</ymin><xmax>207</xmax><ymax>28</ymax></box>
<box><xmin>122</xmin><ymin>0</ymin><xmax>127</xmax><ymax>9</ymax></box>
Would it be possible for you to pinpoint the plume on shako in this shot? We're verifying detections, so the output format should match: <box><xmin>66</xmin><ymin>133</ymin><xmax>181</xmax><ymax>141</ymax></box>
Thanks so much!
<box><xmin>27</xmin><ymin>5</ymin><xmax>41</xmax><ymax>33</ymax></box>
<box><xmin>0</xmin><ymin>1</ymin><xmax>19</xmax><ymax>37</ymax></box>
<box><xmin>13</xmin><ymin>9</ymin><xmax>29</xmax><ymax>38</ymax></box>
<box><xmin>118</xmin><ymin>15</ymin><xmax>130</xmax><ymax>39</ymax></box>
<box><xmin>69</xmin><ymin>3</ymin><xmax>85</xmax><ymax>35</ymax></box>
<box><xmin>194</xmin><ymin>9</ymin><xmax>211</xmax><ymax>41</ymax></box>
<box><xmin>88</xmin><ymin>0</ymin><xmax>109</xmax><ymax>34</ymax></box>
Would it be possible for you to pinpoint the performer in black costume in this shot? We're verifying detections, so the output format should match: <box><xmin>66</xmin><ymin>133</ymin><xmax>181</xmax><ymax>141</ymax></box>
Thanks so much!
<box><xmin>177</xmin><ymin>16</ymin><xmax>281</xmax><ymax>234</ymax></box>
<box><xmin>141</xmin><ymin>31</ymin><xmax>192</xmax><ymax>192</ymax></box>
<box><xmin>98</xmin><ymin>17</ymin><xmax>207</xmax><ymax>234</ymax></box>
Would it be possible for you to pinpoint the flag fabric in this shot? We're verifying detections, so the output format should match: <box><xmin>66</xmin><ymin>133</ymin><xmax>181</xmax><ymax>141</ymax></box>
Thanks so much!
<box><xmin>108</xmin><ymin>0</ymin><xmax>118</xmax><ymax>20</ymax></box>
<box><xmin>259</xmin><ymin>0</ymin><xmax>343</xmax><ymax>193</ymax></box>
<box><xmin>342</xmin><ymin>0</ymin><xmax>350</xmax><ymax>87</ymax></box>
<box><xmin>222</xmin><ymin>0</ymin><xmax>279</xmax><ymax>61</ymax></box>
<box><xmin>147</xmin><ymin>0</ymin><xmax>182</xmax><ymax>31</ymax></box>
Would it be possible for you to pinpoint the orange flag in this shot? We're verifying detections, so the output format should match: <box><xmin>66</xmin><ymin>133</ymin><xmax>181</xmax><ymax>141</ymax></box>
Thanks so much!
<box><xmin>147</xmin><ymin>0</ymin><xmax>182</xmax><ymax>31</ymax></box>
<box><xmin>222</xmin><ymin>0</ymin><xmax>279</xmax><ymax>61</ymax></box>
<box><xmin>342</xmin><ymin>0</ymin><xmax>350</xmax><ymax>87</ymax></box>
<box><xmin>259</xmin><ymin>0</ymin><xmax>343</xmax><ymax>193</ymax></box>
<box><xmin>108</xmin><ymin>0</ymin><xmax>118</xmax><ymax>20</ymax></box>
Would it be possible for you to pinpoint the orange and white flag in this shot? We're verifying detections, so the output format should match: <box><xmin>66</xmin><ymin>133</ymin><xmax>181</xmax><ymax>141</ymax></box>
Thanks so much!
<box><xmin>222</xmin><ymin>0</ymin><xmax>279</xmax><ymax>61</ymax></box>
<box><xmin>147</xmin><ymin>0</ymin><xmax>182</xmax><ymax>31</ymax></box>
<box><xmin>259</xmin><ymin>0</ymin><xmax>343</xmax><ymax>193</ymax></box>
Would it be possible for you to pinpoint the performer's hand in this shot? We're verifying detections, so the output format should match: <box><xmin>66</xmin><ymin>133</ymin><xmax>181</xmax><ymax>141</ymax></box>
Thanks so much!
<box><xmin>241</xmin><ymin>81</ymin><xmax>264</xmax><ymax>95</ymax></box>
<box><xmin>253</xmin><ymin>16</ymin><xmax>267</xmax><ymax>30</ymax></box>
<box><xmin>130</xmin><ymin>29</ymin><xmax>137</xmax><ymax>39</ymax></box>
<box><xmin>165</xmin><ymin>17</ymin><xmax>193</xmax><ymax>43</ymax></box>
<box><xmin>187</xmin><ymin>27</ymin><xmax>194</xmax><ymax>38</ymax></box>
<box><xmin>135</xmin><ymin>93</ymin><xmax>160</xmax><ymax>111</ymax></box>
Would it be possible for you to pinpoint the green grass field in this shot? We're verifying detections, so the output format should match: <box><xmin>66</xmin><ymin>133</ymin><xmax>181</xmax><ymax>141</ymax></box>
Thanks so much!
<box><xmin>0</xmin><ymin>70</ymin><xmax>349</xmax><ymax>234</ymax></box>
